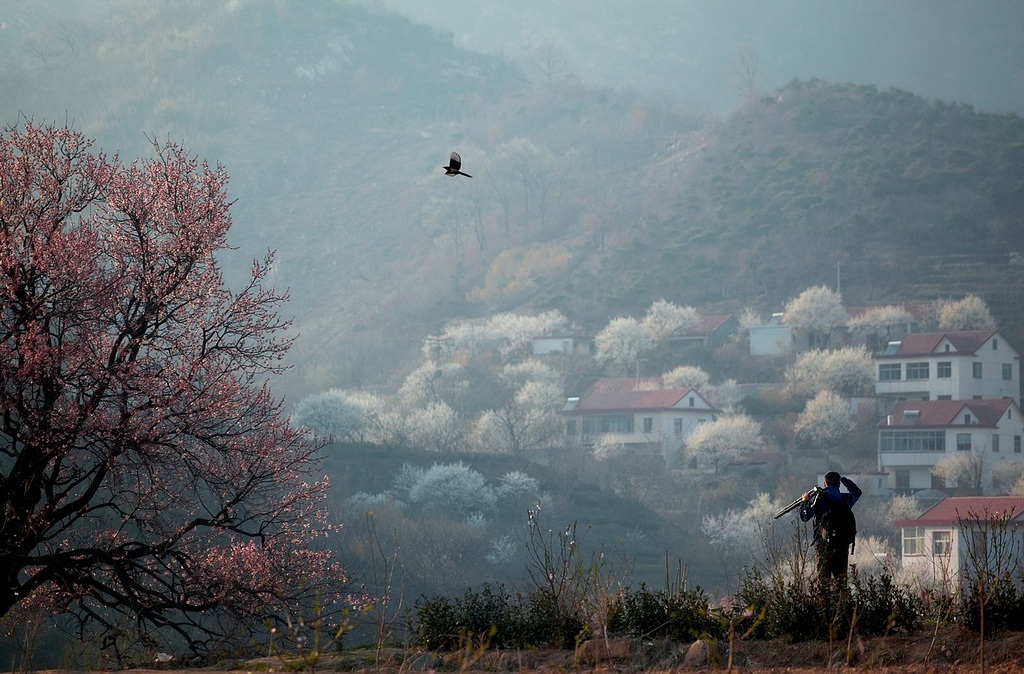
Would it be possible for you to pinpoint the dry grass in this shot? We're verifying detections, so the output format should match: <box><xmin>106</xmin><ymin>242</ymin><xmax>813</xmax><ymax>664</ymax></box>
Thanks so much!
<box><xmin>30</xmin><ymin>627</ymin><xmax>1024</xmax><ymax>673</ymax></box>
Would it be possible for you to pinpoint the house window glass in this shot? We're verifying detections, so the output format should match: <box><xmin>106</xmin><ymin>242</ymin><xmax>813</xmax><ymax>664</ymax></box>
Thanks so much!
<box><xmin>879</xmin><ymin>430</ymin><xmax>946</xmax><ymax>452</ymax></box>
<box><xmin>673</xmin><ymin>418</ymin><xmax>683</xmax><ymax>439</ymax></box>
<box><xmin>689</xmin><ymin>397</ymin><xmax>695</xmax><ymax>407</ymax></box>
<box><xmin>957</xmin><ymin>433</ymin><xmax>972</xmax><ymax>451</ymax></box>
<box><xmin>993</xmin><ymin>435</ymin><xmax>1000</xmax><ymax>453</ymax></box>
<box><xmin>566</xmin><ymin>419</ymin><xmax>577</xmax><ymax>436</ymax></box>
<box><xmin>1015</xmin><ymin>435</ymin><xmax>1021</xmax><ymax>454</ymax></box>
<box><xmin>973</xmin><ymin>362</ymin><xmax>983</xmax><ymax>379</ymax></box>
<box><xmin>583</xmin><ymin>415</ymin><xmax>634</xmax><ymax>434</ymax></box>
<box><xmin>937</xmin><ymin>361</ymin><xmax>952</xmax><ymax>378</ymax></box>
<box><xmin>603</xmin><ymin>415</ymin><xmax>633</xmax><ymax>433</ymax></box>
<box><xmin>643</xmin><ymin>417</ymin><xmax>653</xmax><ymax>433</ymax></box>
<box><xmin>1003</xmin><ymin>363</ymin><xmax>1013</xmax><ymax>381</ymax></box>
<box><xmin>879</xmin><ymin>363</ymin><xmax>902</xmax><ymax>381</ymax></box>
<box><xmin>903</xmin><ymin>527</ymin><xmax>925</xmax><ymax>556</ymax></box>
<box><xmin>933</xmin><ymin>530</ymin><xmax>952</xmax><ymax>556</ymax></box>
<box><xmin>993</xmin><ymin>338</ymin><xmax>998</xmax><ymax>350</ymax></box>
<box><xmin>895</xmin><ymin>470</ymin><xmax>910</xmax><ymax>489</ymax></box>
<box><xmin>906</xmin><ymin>362</ymin><xmax>929</xmax><ymax>380</ymax></box>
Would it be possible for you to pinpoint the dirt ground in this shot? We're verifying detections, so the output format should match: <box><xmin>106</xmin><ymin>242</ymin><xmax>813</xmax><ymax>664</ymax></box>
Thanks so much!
<box><xmin>31</xmin><ymin>628</ymin><xmax>1024</xmax><ymax>672</ymax></box>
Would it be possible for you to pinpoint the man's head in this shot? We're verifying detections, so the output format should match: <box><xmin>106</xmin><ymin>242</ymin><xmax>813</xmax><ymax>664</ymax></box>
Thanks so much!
<box><xmin>824</xmin><ymin>471</ymin><xmax>841</xmax><ymax>487</ymax></box>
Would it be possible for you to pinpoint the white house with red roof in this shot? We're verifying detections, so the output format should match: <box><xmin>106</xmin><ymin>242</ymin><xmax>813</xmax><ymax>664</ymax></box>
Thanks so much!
<box><xmin>872</xmin><ymin>329</ymin><xmax>1020</xmax><ymax>405</ymax></box>
<box><xmin>878</xmin><ymin>398</ymin><xmax>1024</xmax><ymax>493</ymax></box>
<box><xmin>894</xmin><ymin>496</ymin><xmax>1024</xmax><ymax>589</ymax></box>
<box><xmin>562</xmin><ymin>377</ymin><xmax>714</xmax><ymax>464</ymax></box>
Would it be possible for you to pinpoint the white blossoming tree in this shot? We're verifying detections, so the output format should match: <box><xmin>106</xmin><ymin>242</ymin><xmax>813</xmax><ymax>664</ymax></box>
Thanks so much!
<box><xmin>595</xmin><ymin>316</ymin><xmax>652</xmax><ymax>374</ymax></box>
<box><xmin>685</xmin><ymin>413</ymin><xmax>764</xmax><ymax>474</ymax></box>
<box><xmin>408</xmin><ymin>401</ymin><xmax>466</xmax><ymax>452</ymax></box>
<box><xmin>662</xmin><ymin>365</ymin><xmax>711</xmax><ymax>391</ymax></box>
<box><xmin>933</xmin><ymin>450</ymin><xmax>987</xmax><ymax>492</ymax></box>
<box><xmin>938</xmin><ymin>294</ymin><xmax>997</xmax><ymax>331</ymax></box>
<box><xmin>641</xmin><ymin>299</ymin><xmax>701</xmax><ymax>344</ymax></box>
<box><xmin>786</xmin><ymin>346</ymin><xmax>874</xmax><ymax>397</ymax></box>
<box><xmin>793</xmin><ymin>390</ymin><xmax>855</xmax><ymax>449</ymax></box>
<box><xmin>292</xmin><ymin>389</ymin><xmax>367</xmax><ymax>443</ymax></box>
<box><xmin>847</xmin><ymin>305</ymin><xmax>913</xmax><ymax>352</ymax></box>
<box><xmin>784</xmin><ymin>285</ymin><xmax>846</xmax><ymax>348</ymax></box>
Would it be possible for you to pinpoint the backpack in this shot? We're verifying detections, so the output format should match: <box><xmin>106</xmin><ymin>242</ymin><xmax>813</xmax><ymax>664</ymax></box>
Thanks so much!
<box><xmin>819</xmin><ymin>494</ymin><xmax>857</xmax><ymax>551</ymax></box>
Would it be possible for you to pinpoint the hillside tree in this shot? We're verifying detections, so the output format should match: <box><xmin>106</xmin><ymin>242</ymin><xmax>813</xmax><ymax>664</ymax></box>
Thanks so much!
<box><xmin>0</xmin><ymin>123</ymin><xmax>341</xmax><ymax>650</ymax></box>
<box><xmin>786</xmin><ymin>346</ymin><xmax>874</xmax><ymax>398</ymax></box>
<box><xmin>594</xmin><ymin>316</ymin><xmax>652</xmax><ymax>374</ymax></box>
<box><xmin>641</xmin><ymin>299</ymin><xmax>700</xmax><ymax>344</ymax></box>
<box><xmin>292</xmin><ymin>389</ymin><xmax>366</xmax><ymax>442</ymax></box>
<box><xmin>847</xmin><ymin>305</ymin><xmax>913</xmax><ymax>351</ymax></box>
<box><xmin>685</xmin><ymin>413</ymin><xmax>764</xmax><ymax>474</ymax></box>
<box><xmin>784</xmin><ymin>285</ymin><xmax>846</xmax><ymax>348</ymax></box>
<box><xmin>662</xmin><ymin>365</ymin><xmax>711</xmax><ymax>391</ymax></box>
<box><xmin>793</xmin><ymin>390</ymin><xmax>855</xmax><ymax>449</ymax></box>
<box><xmin>938</xmin><ymin>294</ymin><xmax>997</xmax><ymax>331</ymax></box>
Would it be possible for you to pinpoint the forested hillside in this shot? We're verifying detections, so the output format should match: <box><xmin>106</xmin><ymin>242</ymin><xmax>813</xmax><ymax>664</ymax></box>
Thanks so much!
<box><xmin>3</xmin><ymin>1</ymin><xmax>1023</xmax><ymax>396</ymax></box>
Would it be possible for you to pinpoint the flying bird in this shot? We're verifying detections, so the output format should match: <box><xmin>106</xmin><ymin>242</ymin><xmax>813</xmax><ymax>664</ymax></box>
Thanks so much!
<box><xmin>442</xmin><ymin>151</ymin><xmax>473</xmax><ymax>178</ymax></box>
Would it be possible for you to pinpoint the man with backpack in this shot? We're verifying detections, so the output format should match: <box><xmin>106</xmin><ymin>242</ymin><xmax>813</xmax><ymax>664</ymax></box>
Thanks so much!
<box><xmin>800</xmin><ymin>471</ymin><xmax>862</xmax><ymax>585</ymax></box>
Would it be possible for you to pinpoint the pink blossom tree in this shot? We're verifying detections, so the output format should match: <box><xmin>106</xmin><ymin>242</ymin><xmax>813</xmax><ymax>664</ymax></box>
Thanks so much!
<box><xmin>0</xmin><ymin>123</ymin><xmax>344</xmax><ymax>653</ymax></box>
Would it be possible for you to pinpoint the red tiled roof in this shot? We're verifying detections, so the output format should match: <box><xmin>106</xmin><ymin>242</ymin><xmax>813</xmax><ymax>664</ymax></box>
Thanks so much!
<box><xmin>697</xmin><ymin>314</ymin><xmax>733</xmax><ymax>333</ymax></box>
<box><xmin>881</xmin><ymin>398</ymin><xmax>1015</xmax><ymax>428</ymax></box>
<box><xmin>895</xmin><ymin>497</ymin><xmax>1024</xmax><ymax>527</ymax></box>
<box><xmin>890</xmin><ymin>329</ymin><xmax>1001</xmax><ymax>357</ymax></box>
<box><xmin>568</xmin><ymin>387</ymin><xmax>701</xmax><ymax>414</ymax></box>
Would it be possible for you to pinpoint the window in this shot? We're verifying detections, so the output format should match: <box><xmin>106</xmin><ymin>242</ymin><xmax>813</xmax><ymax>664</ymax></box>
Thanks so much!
<box><xmin>688</xmin><ymin>397</ymin><xmax>695</xmax><ymax>408</ymax></box>
<box><xmin>605</xmin><ymin>415</ymin><xmax>633</xmax><ymax>433</ymax></box>
<box><xmin>582</xmin><ymin>415</ymin><xmax>633</xmax><ymax>434</ymax></box>
<box><xmin>937</xmin><ymin>361</ymin><xmax>952</xmax><ymax>378</ymax></box>
<box><xmin>906</xmin><ymin>362</ymin><xmax>930</xmax><ymax>380</ymax></box>
<box><xmin>1003</xmin><ymin>363</ymin><xmax>1013</xmax><ymax>381</ymax></box>
<box><xmin>879</xmin><ymin>363</ymin><xmax>902</xmax><ymax>381</ymax></box>
<box><xmin>933</xmin><ymin>530</ymin><xmax>952</xmax><ymax>556</ymax></box>
<box><xmin>643</xmin><ymin>417</ymin><xmax>653</xmax><ymax>433</ymax></box>
<box><xmin>964</xmin><ymin>413</ymin><xmax>973</xmax><ymax>424</ymax></box>
<box><xmin>973</xmin><ymin>362</ymin><xmax>983</xmax><ymax>379</ymax></box>
<box><xmin>673</xmin><ymin>418</ymin><xmax>683</xmax><ymax>439</ymax></box>
<box><xmin>992</xmin><ymin>434</ymin><xmax>1000</xmax><ymax>453</ymax></box>
<box><xmin>879</xmin><ymin>430</ymin><xmax>946</xmax><ymax>452</ymax></box>
<box><xmin>895</xmin><ymin>470</ymin><xmax>910</xmax><ymax>490</ymax></box>
<box><xmin>993</xmin><ymin>338</ymin><xmax>999</xmax><ymax>350</ymax></box>
<box><xmin>903</xmin><ymin>527</ymin><xmax>925</xmax><ymax>555</ymax></box>
<box><xmin>957</xmin><ymin>433</ymin><xmax>972</xmax><ymax>451</ymax></box>
<box><xmin>1015</xmin><ymin>435</ymin><xmax>1021</xmax><ymax>454</ymax></box>
<box><xmin>566</xmin><ymin>420</ymin><xmax>577</xmax><ymax>436</ymax></box>
<box><xmin>938</xmin><ymin>395</ymin><xmax>952</xmax><ymax>400</ymax></box>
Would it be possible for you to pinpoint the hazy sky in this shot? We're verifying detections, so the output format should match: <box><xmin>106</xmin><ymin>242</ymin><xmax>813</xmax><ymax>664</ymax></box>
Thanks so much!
<box><xmin>367</xmin><ymin>0</ymin><xmax>1024</xmax><ymax>116</ymax></box>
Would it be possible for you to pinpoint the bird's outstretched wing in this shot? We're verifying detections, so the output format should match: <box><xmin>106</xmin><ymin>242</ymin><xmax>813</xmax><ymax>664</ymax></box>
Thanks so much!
<box><xmin>443</xmin><ymin>150</ymin><xmax>472</xmax><ymax>178</ymax></box>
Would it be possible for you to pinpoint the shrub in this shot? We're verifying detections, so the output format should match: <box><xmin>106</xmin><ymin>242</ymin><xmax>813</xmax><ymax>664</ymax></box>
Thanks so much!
<box><xmin>959</xmin><ymin>574</ymin><xmax>1024</xmax><ymax>633</ymax></box>
<box><xmin>731</xmin><ymin>568</ymin><xmax>921</xmax><ymax>642</ymax></box>
<box><xmin>607</xmin><ymin>585</ymin><xmax>723</xmax><ymax>641</ymax></box>
<box><xmin>849</xmin><ymin>570</ymin><xmax>921</xmax><ymax>636</ymax></box>
<box><xmin>413</xmin><ymin>584</ymin><xmax>586</xmax><ymax>650</ymax></box>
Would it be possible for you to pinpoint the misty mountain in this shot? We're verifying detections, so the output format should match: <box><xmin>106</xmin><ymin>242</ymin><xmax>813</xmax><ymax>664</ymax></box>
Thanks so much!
<box><xmin>2</xmin><ymin>0</ymin><xmax>1023</xmax><ymax>400</ymax></box>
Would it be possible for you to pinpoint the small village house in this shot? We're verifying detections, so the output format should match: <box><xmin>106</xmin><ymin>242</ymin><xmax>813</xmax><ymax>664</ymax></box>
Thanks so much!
<box><xmin>562</xmin><ymin>377</ymin><xmax>714</xmax><ymax>467</ymax></box>
<box><xmin>877</xmin><ymin>398</ymin><xmax>1024</xmax><ymax>493</ymax></box>
<box><xmin>873</xmin><ymin>329</ymin><xmax>1020</xmax><ymax>405</ymax></box>
<box><xmin>895</xmin><ymin>496</ymin><xmax>1024</xmax><ymax>590</ymax></box>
